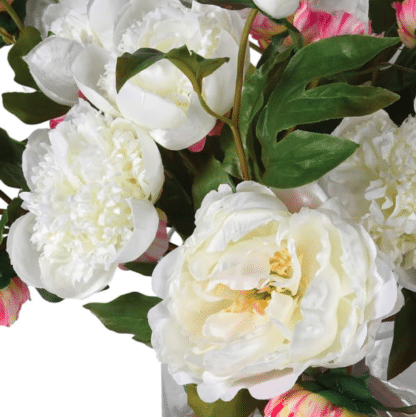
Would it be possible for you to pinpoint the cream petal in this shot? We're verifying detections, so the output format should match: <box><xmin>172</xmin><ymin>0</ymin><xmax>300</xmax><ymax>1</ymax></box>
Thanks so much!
<box><xmin>149</xmin><ymin>93</ymin><xmax>216</xmax><ymax>150</ymax></box>
<box><xmin>309</xmin><ymin>0</ymin><xmax>369</xmax><ymax>21</ymax></box>
<box><xmin>22</xmin><ymin>129</ymin><xmax>51</xmax><ymax>190</ymax></box>
<box><xmin>24</xmin><ymin>37</ymin><xmax>83</xmax><ymax>105</ymax></box>
<box><xmin>71</xmin><ymin>45</ymin><xmax>119</xmax><ymax>115</ymax></box>
<box><xmin>6</xmin><ymin>213</ymin><xmax>43</xmax><ymax>288</ymax></box>
<box><xmin>252</xmin><ymin>0</ymin><xmax>299</xmax><ymax>19</ymax></box>
<box><xmin>113</xmin><ymin>199</ymin><xmax>159</xmax><ymax>264</ymax></box>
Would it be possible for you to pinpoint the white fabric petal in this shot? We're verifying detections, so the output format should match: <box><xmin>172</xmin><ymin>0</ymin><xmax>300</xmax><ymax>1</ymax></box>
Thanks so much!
<box><xmin>24</xmin><ymin>37</ymin><xmax>83</xmax><ymax>105</ymax></box>
<box><xmin>309</xmin><ymin>0</ymin><xmax>369</xmax><ymax>22</ymax></box>
<box><xmin>252</xmin><ymin>0</ymin><xmax>300</xmax><ymax>19</ymax></box>
<box><xmin>6</xmin><ymin>213</ymin><xmax>43</xmax><ymax>288</ymax></box>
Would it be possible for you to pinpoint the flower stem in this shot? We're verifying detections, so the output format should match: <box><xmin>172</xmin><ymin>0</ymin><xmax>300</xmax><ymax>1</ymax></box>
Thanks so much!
<box><xmin>0</xmin><ymin>0</ymin><xmax>23</xmax><ymax>31</ymax></box>
<box><xmin>0</xmin><ymin>26</ymin><xmax>15</xmax><ymax>44</ymax></box>
<box><xmin>0</xmin><ymin>190</ymin><xmax>12</xmax><ymax>204</ymax></box>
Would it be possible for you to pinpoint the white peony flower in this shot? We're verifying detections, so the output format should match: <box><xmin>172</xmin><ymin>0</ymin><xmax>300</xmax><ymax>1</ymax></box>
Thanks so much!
<box><xmin>319</xmin><ymin>109</ymin><xmax>416</xmax><ymax>291</ymax></box>
<box><xmin>6</xmin><ymin>100</ymin><xmax>164</xmax><ymax>299</ymax></box>
<box><xmin>148</xmin><ymin>181</ymin><xmax>398</xmax><ymax>403</ymax></box>
<box><xmin>24</xmin><ymin>0</ymin><xmax>245</xmax><ymax>150</ymax></box>
<box><xmin>251</xmin><ymin>0</ymin><xmax>299</xmax><ymax>19</ymax></box>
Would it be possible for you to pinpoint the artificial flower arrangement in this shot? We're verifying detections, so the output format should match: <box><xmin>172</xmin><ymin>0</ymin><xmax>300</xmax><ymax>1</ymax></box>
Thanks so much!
<box><xmin>1</xmin><ymin>0</ymin><xmax>416</xmax><ymax>415</ymax></box>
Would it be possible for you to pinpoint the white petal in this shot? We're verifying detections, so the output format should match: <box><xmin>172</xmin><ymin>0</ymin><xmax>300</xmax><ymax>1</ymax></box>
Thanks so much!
<box><xmin>6</xmin><ymin>213</ymin><xmax>43</xmax><ymax>288</ymax></box>
<box><xmin>114</xmin><ymin>199</ymin><xmax>159</xmax><ymax>264</ymax></box>
<box><xmin>309</xmin><ymin>0</ymin><xmax>369</xmax><ymax>21</ymax></box>
<box><xmin>71</xmin><ymin>45</ymin><xmax>119</xmax><ymax>115</ymax></box>
<box><xmin>24</xmin><ymin>37</ymin><xmax>83</xmax><ymax>105</ymax></box>
<box><xmin>252</xmin><ymin>0</ymin><xmax>299</xmax><ymax>19</ymax></box>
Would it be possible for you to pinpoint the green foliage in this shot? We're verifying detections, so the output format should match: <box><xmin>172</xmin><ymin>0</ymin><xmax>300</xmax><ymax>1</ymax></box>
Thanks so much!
<box><xmin>187</xmin><ymin>385</ymin><xmax>266</xmax><ymax>417</ymax></box>
<box><xmin>388</xmin><ymin>289</ymin><xmax>416</xmax><ymax>380</ymax></box>
<box><xmin>36</xmin><ymin>288</ymin><xmax>63</xmax><ymax>303</ymax></box>
<box><xmin>5</xmin><ymin>197</ymin><xmax>23</xmax><ymax>226</ymax></box>
<box><xmin>0</xmin><ymin>249</ymin><xmax>15</xmax><ymax>289</ymax></box>
<box><xmin>261</xmin><ymin>130</ymin><xmax>359</xmax><ymax>188</ymax></box>
<box><xmin>7</xmin><ymin>26</ymin><xmax>42</xmax><ymax>88</ymax></box>
<box><xmin>123</xmin><ymin>262</ymin><xmax>156</xmax><ymax>276</ymax></box>
<box><xmin>369</xmin><ymin>0</ymin><xmax>398</xmax><ymax>36</ymax></box>
<box><xmin>116</xmin><ymin>45</ymin><xmax>229</xmax><ymax>96</ymax></box>
<box><xmin>257</xmin><ymin>36</ymin><xmax>400</xmax><ymax>144</ymax></box>
<box><xmin>192</xmin><ymin>155</ymin><xmax>235</xmax><ymax>209</ymax></box>
<box><xmin>84</xmin><ymin>292</ymin><xmax>161</xmax><ymax>347</ymax></box>
<box><xmin>299</xmin><ymin>367</ymin><xmax>416</xmax><ymax>416</ymax></box>
<box><xmin>0</xmin><ymin>0</ymin><xmax>27</xmax><ymax>48</ymax></box>
<box><xmin>2</xmin><ymin>91</ymin><xmax>70</xmax><ymax>124</ymax></box>
<box><xmin>0</xmin><ymin>210</ymin><xmax>7</xmax><ymax>245</ymax></box>
<box><xmin>0</xmin><ymin>128</ymin><xmax>27</xmax><ymax>189</ymax></box>
<box><xmin>193</xmin><ymin>0</ymin><xmax>256</xmax><ymax>10</ymax></box>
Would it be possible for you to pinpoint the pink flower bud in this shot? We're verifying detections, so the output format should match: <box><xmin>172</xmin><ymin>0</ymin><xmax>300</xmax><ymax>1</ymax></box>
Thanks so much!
<box><xmin>250</xmin><ymin>13</ymin><xmax>288</xmax><ymax>50</ymax></box>
<box><xmin>393</xmin><ymin>0</ymin><xmax>416</xmax><ymax>48</ymax></box>
<box><xmin>0</xmin><ymin>0</ymin><xmax>14</xmax><ymax>13</ymax></box>
<box><xmin>265</xmin><ymin>384</ymin><xmax>368</xmax><ymax>417</ymax></box>
<box><xmin>294</xmin><ymin>1</ymin><xmax>372</xmax><ymax>45</ymax></box>
<box><xmin>0</xmin><ymin>277</ymin><xmax>30</xmax><ymax>327</ymax></box>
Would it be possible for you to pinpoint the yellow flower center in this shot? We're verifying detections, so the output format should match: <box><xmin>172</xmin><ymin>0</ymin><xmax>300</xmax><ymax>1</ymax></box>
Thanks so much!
<box><xmin>269</xmin><ymin>248</ymin><xmax>293</xmax><ymax>278</ymax></box>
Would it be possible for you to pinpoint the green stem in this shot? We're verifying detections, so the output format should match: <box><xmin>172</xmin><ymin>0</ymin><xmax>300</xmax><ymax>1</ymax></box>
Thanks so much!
<box><xmin>0</xmin><ymin>26</ymin><xmax>14</xmax><ymax>44</ymax></box>
<box><xmin>249</xmin><ymin>41</ymin><xmax>262</xmax><ymax>54</ymax></box>
<box><xmin>0</xmin><ymin>0</ymin><xmax>23</xmax><ymax>31</ymax></box>
<box><xmin>178</xmin><ymin>150</ymin><xmax>198</xmax><ymax>175</ymax></box>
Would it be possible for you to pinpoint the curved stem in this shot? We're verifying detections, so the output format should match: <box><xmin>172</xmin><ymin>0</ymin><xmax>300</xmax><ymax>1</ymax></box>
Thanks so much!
<box><xmin>0</xmin><ymin>0</ymin><xmax>23</xmax><ymax>31</ymax></box>
<box><xmin>0</xmin><ymin>190</ymin><xmax>12</xmax><ymax>204</ymax></box>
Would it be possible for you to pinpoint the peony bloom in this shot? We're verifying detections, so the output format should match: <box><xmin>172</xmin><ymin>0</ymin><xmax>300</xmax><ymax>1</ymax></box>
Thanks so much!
<box><xmin>25</xmin><ymin>0</ymin><xmax>245</xmax><ymax>151</ymax></box>
<box><xmin>148</xmin><ymin>181</ymin><xmax>398</xmax><ymax>403</ymax></box>
<box><xmin>393</xmin><ymin>0</ymin><xmax>416</xmax><ymax>49</ymax></box>
<box><xmin>264</xmin><ymin>384</ymin><xmax>368</xmax><ymax>417</ymax></box>
<box><xmin>251</xmin><ymin>0</ymin><xmax>299</xmax><ymax>20</ymax></box>
<box><xmin>319</xmin><ymin>109</ymin><xmax>416</xmax><ymax>291</ymax></box>
<box><xmin>0</xmin><ymin>277</ymin><xmax>30</xmax><ymax>327</ymax></box>
<box><xmin>294</xmin><ymin>1</ymin><xmax>371</xmax><ymax>45</ymax></box>
<box><xmin>7</xmin><ymin>100</ymin><xmax>164</xmax><ymax>299</ymax></box>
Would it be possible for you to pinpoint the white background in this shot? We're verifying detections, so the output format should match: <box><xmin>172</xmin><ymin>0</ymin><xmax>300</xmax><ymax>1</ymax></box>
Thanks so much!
<box><xmin>0</xmin><ymin>45</ymin><xmax>162</xmax><ymax>417</ymax></box>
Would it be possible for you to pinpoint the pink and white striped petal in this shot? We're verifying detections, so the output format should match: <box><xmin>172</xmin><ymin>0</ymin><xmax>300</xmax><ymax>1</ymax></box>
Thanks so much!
<box><xmin>0</xmin><ymin>277</ymin><xmax>30</xmax><ymax>327</ymax></box>
<box><xmin>393</xmin><ymin>0</ymin><xmax>416</xmax><ymax>49</ymax></box>
<box><xmin>294</xmin><ymin>1</ymin><xmax>372</xmax><ymax>45</ymax></box>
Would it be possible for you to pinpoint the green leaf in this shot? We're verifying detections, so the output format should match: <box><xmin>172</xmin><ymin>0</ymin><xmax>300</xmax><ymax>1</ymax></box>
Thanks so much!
<box><xmin>187</xmin><ymin>385</ymin><xmax>266</xmax><ymax>417</ymax></box>
<box><xmin>0</xmin><ymin>128</ymin><xmax>27</xmax><ymax>189</ymax></box>
<box><xmin>257</xmin><ymin>36</ymin><xmax>401</xmax><ymax>143</ymax></box>
<box><xmin>7</xmin><ymin>26</ymin><xmax>42</xmax><ymax>89</ymax></box>
<box><xmin>36</xmin><ymin>288</ymin><xmax>63</xmax><ymax>303</ymax></box>
<box><xmin>317</xmin><ymin>390</ymin><xmax>376</xmax><ymax>415</ymax></box>
<box><xmin>261</xmin><ymin>130</ymin><xmax>359</xmax><ymax>188</ymax></box>
<box><xmin>116</xmin><ymin>45</ymin><xmax>229</xmax><ymax>95</ymax></box>
<box><xmin>263</xmin><ymin>83</ymin><xmax>399</xmax><ymax>135</ymax></box>
<box><xmin>369</xmin><ymin>0</ymin><xmax>397</xmax><ymax>36</ymax></box>
<box><xmin>0</xmin><ymin>211</ymin><xmax>8</xmax><ymax>245</ymax></box>
<box><xmin>84</xmin><ymin>292</ymin><xmax>161</xmax><ymax>347</ymax></box>
<box><xmin>194</xmin><ymin>0</ymin><xmax>256</xmax><ymax>10</ymax></box>
<box><xmin>5</xmin><ymin>197</ymin><xmax>23</xmax><ymax>226</ymax></box>
<box><xmin>297</xmin><ymin>381</ymin><xmax>325</xmax><ymax>393</ymax></box>
<box><xmin>116</xmin><ymin>48</ymin><xmax>165</xmax><ymax>93</ymax></box>
<box><xmin>123</xmin><ymin>262</ymin><xmax>156</xmax><ymax>276</ymax></box>
<box><xmin>192</xmin><ymin>155</ymin><xmax>235</xmax><ymax>210</ymax></box>
<box><xmin>388</xmin><ymin>289</ymin><xmax>416</xmax><ymax>380</ymax></box>
<box><xmin>0</xmin><ymin>249</ymin><xmax>16</xmax><ymax>289</ymax></box>
<box><xmin>2</xmin><ymin>91</ymin><xmax>70</xmax><ymax>124</ymax></box>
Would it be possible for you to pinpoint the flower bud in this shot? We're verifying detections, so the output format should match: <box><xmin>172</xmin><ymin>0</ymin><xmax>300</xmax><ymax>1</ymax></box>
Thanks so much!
<box><xmin>0</xmin><ymin>277</ymin><xmax>30</xmax><ymax>327</ymax></box>
<box><xmin>393</xmin><ymin>0</ymin><xmax>416</xmax><ymax>48</ymax></box>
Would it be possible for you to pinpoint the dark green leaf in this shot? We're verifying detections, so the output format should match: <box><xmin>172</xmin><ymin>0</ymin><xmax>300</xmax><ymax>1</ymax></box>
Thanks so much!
<box><xmin>0</xmin><ymin>250</ymin><xmax>16</xmax><ymax>289</ymax></box>
<box><xmin>263</xmin><ymin>83</ymin><xmax>399</xmax><ymax>134</ymax></box>
<box><xmin>317</xmin><ymin>391</ymin><xmax>374</xmax><ymax>415</ymax></box>
<box><xmin>369</xmin><ymin>0</ymin><xmax>397</xmax><ymax>36</ymax></box>
<box><xmin>187</xmin><ymin>385</ymin><xmax>266</xmax><ymax>417</ymax></box>
<box><xmin>123</xmin><ymin>262</ymin><xmax>156</xmax><ymax>276</ymax></box>
<box><xmin>297</xmin><ymin>381</ymin><xmax>324</xmax><ymax>393</ymax></box>
<box><xmin>2</xmin><ymin>91</ymin><xmax>70</xmax><ymax>124</ymax></box>
<box><xmin>192</xmin><ymin>155</ymin><xmax>235</xmax><ymax>209</ymax></box>
<box><xmin>0</xmin><ymin>128</ymin><xmax>27</xmax><ymax>189</ymax></box>
<box><xmin>116</xmin><ymin>48</ymin><xmax>165</xmax><ymax>93</ymax></box>
<box><xmin>84</xmin><ymin>292</ymin><xmax>161</xmax><ymax>347</ymax></box>
<box><xmin>5</xmin><ymin>197</ymin><xmax>23</xmax><ymax>226</ymax></box>
<box><xmin>388</xmin><ymin>289</ymin><xmax>416</xmax><ymax>380</ymax></box>
<box><xmin>7</xmin><ymin>26</ymin><xmax>42</xmax><ymax>89</ymax></box>
<box><xmin>257</xmin><ymin>36</ymin><xmax>401</xmax><ymax>143</ymax></box>
<box><xmin>36</xmin><ymin>288</ymin><xmax>63</xmax><ymax>303</ymax></box>
<box><xmin>194</xmin><ymin>0</ymin><xmax>256</xmax><ymax>10</ymax></box>
<box><xmin>261</xmin><ymin>130</ymin><xmax>359</xmax><ymax>188</ymax></box>
<box><xmin>0</xmin><ymin>211</ymin><xmax>8</xmax><ymax>245</ymax></box>
<box><xmin>116</xmin><ymin>45</ymin><xmax>229</xmax><ymax>95</ymax></box>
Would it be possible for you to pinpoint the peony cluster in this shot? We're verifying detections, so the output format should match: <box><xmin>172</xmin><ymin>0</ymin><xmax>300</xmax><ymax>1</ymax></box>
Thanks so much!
<box><xmin>7</xmin><ymin>100</ymin><xmax>164</xmax><ymax>299</ymax></box>
<box><xmin>24</xmin><ymin>0</ymin><xmax>245</xmax><ymax>150</ymax></box>
<box><xmin>149</xmin><ymin>182</ymin><xmax>398</xmax><ymax>403</ymax></box>
<box><xmin>319</xmin><ymin>110</ymin><xmax>416</xmax><ymax>291</ymax></box>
